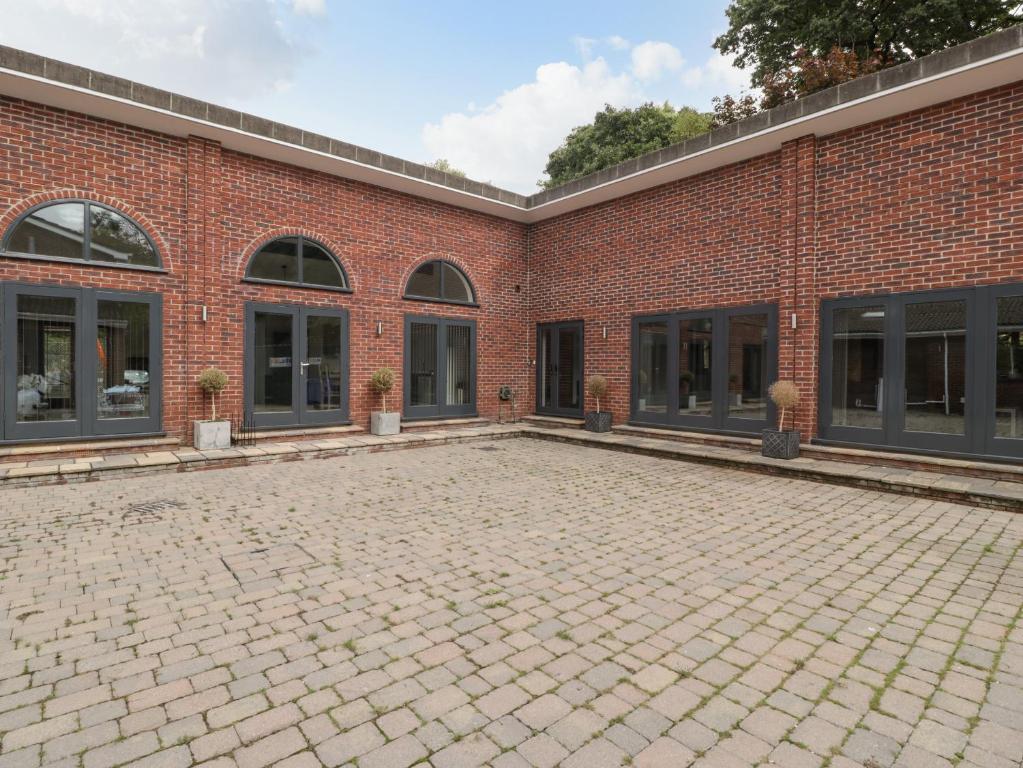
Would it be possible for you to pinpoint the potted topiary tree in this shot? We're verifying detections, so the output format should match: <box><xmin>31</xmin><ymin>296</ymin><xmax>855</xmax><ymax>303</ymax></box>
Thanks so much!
<box><xmin>679</xmin><ymin>371</ymin><xmax>696</xmax><ymax>410</ymax></box>
<box><xmin>585</xmin><ymin>375</ymin><xmax>611</xmax><ymax>432</ymax></box>
<box><xmin>195</xmin><ymin>367</ymin><xmax>230</xmax><ymax>449</ymax></box>
<box><xmin>370</xmin><ymin>367</ymin><xmax>400</xmax><ymax>435</ymax></box>
<box><xmin>762</xmin><ymin>380</ymin><xmax>801</xmax><ymax>459</ymax></box>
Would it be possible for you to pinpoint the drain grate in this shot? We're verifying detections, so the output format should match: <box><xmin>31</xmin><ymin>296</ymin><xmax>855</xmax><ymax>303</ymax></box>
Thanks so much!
<box><xmin>123</xmin><ymin>499</ymin><xmax>183</xmax><ymax>524</ymax></box>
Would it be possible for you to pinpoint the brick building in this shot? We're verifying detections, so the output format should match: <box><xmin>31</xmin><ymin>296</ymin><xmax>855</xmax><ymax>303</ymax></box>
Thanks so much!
<box><xmin>0</xmin><ymin>26</ymin><xmax>1021</xmax><ymax>461</ymax></box>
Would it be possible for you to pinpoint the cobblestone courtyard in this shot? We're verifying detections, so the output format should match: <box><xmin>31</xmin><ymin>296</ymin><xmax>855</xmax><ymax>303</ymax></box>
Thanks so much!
<box><xmin>1</xmin><ymin>438</ymin><xmax>1022</xmax><ymax>768</ymax></box>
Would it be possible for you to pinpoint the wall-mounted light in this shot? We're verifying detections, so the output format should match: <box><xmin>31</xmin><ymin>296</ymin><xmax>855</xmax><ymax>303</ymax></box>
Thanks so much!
<box><xmin>376</xmin><ymin>321</ymin><xmax>383</xmax><ymax>336</ymax></box>
<box><xmin>602</xmin><ymin>326</ymin><xmax>608</xmax><ymax>340</ymax></box>
<box><xmin>201</xmin><ymin>305</ymin><xmax>208</xmax><ymax>322</ymax></box>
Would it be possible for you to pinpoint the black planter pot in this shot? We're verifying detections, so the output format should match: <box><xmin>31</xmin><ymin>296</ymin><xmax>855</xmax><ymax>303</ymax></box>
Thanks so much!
<box><xmin>762</xmin><ymin>428</ymin><xmax>800</xmax><ymax>459</ymax></box>
<box><xmin>585</xmin><ymin>411</ymin><xmax>612</xmax><ymax>433</ymax></box>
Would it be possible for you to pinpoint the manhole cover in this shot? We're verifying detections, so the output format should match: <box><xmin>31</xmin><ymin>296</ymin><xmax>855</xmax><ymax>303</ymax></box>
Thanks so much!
<box><xmin>123</xmin><ymin>499</ymin><xmax>182</xmax><ymax>524</ymax></box>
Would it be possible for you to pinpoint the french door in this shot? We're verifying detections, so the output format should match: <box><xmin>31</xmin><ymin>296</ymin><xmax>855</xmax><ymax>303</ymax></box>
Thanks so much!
<box><xmin>404</xmin><ymin>315</ymin><xmax>476</xmax><ymax>419</ymax></box>
<box><xmin>2</xmin><ymin>283</ymin><xmax>162</xmax><ymax>441</ymax></box>
<box><xmin>820</xmin><ymin>283</ymin><xmax>1023</xmax><ymax>459</ymax></box>
<box><xmin>245</xmin><ymin>303</ymin><xmax>349</xmax><ymax>428</ymax></box>
<box><xmin>536</xmin><ymin>321</ymin><xmax>583</xmax><ymax>417</ymax></box>
<box><xmin>631</xmin><ymin>304</ymin><xmax>777</xmax><ymax>434</ymax></box>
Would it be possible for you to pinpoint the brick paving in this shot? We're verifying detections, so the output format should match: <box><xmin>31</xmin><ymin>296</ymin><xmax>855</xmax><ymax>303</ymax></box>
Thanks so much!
<box><xmin>1</xmin><ymin>438</ymin><xmax>1021</xmax><ymax>768</ymax></box>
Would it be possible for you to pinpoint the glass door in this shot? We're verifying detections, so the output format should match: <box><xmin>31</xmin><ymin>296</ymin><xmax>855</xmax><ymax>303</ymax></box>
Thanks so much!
<box><xmin>245</xmin><ymin>303</ymin><xmax>349</xmax><ymax>428</ymax></box>
<box><xmin>988</xmin><ymin>285</ymin><xmax>1023</xmax><ymax>458</ymax></box>
<box><xmin>404</xmin><ymin>315</ymin><xmax>476</xmax><ymax>419</ymax></box>
<box><xmin>631</xmin><ymin>304</ymin><xmax>777</xmax><ymax>434</ymax></box>
<box><xmin>536</xmin><ymin>321</ymin><xmax>583</xmax><ymax>417</ymax></box>
<box><xmin>2</xmin><ymin>284</ymin><xmax>162</xmax><ymax>441</ymax></box>
<box><xmin>4</xmin><ymin>284</ymin><xmax>83</xmax><ymax>440</ymax></box>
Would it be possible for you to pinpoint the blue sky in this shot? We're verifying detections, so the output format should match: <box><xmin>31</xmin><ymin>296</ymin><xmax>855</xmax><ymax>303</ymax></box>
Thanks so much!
<box><xmin>0</xmin><ymin>0</ymin><xmax>749</xmax><ymax>192</ymax></box>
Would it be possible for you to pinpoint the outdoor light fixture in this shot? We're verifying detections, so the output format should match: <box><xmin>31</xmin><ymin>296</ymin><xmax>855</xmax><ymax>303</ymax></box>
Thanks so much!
<box><xmin>376</xmin><ymin>321</ymin><xmax>383</xmax><ymax>336</ymax></box>
<box><xmin>603</xmin><ymin>326</ymin><xmax>608</xmax><ymax>339</ymax></box>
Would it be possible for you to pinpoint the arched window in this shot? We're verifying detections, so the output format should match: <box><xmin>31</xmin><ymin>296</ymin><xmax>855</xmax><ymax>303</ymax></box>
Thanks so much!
<box><xmin>404</xmin><ymin>260</ymin><xmax>475</xmax><ymax>305</ymax></box>
<box><xmin>2</xmin><ymin>200</ymin><xmax>160</xmax><ymax>268</ymax></box>
<box><xmin>245</xmin><ymin>236</ymin><xmax>349</xmax><ymax>290</ymax></box>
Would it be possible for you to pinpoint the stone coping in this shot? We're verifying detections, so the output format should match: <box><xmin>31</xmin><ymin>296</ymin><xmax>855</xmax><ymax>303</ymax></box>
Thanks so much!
<box><xmin>1</xmin><ymin>422</ymin><xmax>1020</xmax><ymax>512</ymax></box>
<box><xmin>2</xmin><ymin>24</ymin><xmax>1020</xmax><ymax>210</ymax></box>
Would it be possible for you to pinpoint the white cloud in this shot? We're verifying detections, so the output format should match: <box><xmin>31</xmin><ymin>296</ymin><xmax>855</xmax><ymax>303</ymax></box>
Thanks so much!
<box><xmin>631</xmin><ymin>41</ymin><xmax>684</xmax><ymax>81</ymax></box>
<box><xmin>422</xmin><ymin>58</ymin><xmax>639</xmax><ymax>193</ymax></box>
<box><xmin>573</xmin><ymin>36</ymin><xmax>597</xmax><ymax>58</ymax></box>
<box><xmin>607</xmin><ymin>35</ymin><xmax>630</xmax><ymax>51</ymax></box>
<box><xmin>0</xmin><ymin>0</ymin><xmax>313</xmax><ymax>102</ymax></box>
<box><xmin>291</xmin><ymin>0</ymin><xmax>326</xmax><ymax>15</ymax></box>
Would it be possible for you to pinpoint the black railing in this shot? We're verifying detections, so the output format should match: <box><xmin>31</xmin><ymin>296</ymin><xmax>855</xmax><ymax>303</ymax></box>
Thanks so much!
<box><xmin>231</xmin><ymin>411</ymin><xmax>256</xmax><ymax>447</ymax></box>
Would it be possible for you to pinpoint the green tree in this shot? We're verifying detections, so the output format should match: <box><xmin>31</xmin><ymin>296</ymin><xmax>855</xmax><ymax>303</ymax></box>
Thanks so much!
<box><xmin>541</xmin><ymin>103</ymin><xmax>713</xmax><ymax>189</ymax></box>
<box><xmin>425</xmin><ymin>159</ymin><xmax>466</xmax><ymax>177</ymax></box>
<box><xmin>715</xmin><ymin>0</ymin><xmax>1022</xmax><ymax>87</ymax></box>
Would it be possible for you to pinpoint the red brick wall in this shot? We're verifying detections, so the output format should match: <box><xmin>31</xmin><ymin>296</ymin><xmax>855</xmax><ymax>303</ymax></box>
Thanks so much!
<box><xmin>2</xmin><ymin>77</ymin><xmax>1021</xmax><ymax>446</ymax></box>
<box><xmin>0</xmin><ymin>96</ymin><xmax>530</xmax><ymax>442</ymax></box>
<box><xmin>528</xmin><ymin>81</ymin><xmax>1023</xmax><ymax>437</ymax></box>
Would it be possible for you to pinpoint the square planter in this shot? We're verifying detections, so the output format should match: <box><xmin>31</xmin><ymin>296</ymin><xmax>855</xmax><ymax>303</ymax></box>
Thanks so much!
<box><xmin>194</xmin><ymin>419</ymin><xmax>231</xmax><ymax>450</ymax></box>
<box><xmin>762</xmin><ymin>428</ymin><xmax>800</xmax><ymax>459</ymax></box>
<box><xmin>585</xmin><ymin>411</ymin><xmax>612</xmax><ymax>433</ymax></box>
<box><xmin>371</xmin><ymin>411</ymin><xmax>401</xmax><ymax>436</ymax></box>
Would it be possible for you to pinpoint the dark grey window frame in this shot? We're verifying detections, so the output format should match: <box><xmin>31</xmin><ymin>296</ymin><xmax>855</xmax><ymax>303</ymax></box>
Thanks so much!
<box><xmin>403</xmin><ymin>314</ymin><xmax>477</xmax><ymax>420</ymax></box>
<box><xmin>630</xmin><ymin>304</ymin><xmax>778</xmax><ymax>435</ymax></box>
<box><xmin>403</xmin><ymin>260</ymin><xmax>478</xmax><ymax>307</ymax></box>
<box><xmin>243</xmin><ymin>301</ymin><xmax>350</xmax><ymax>429</ymax></box>
<box><xmin>820</xmin><ymin>283</ymin><xmax>1022</xmax><ymax>460</ymax></box>
<box><xmin>535</xmin><ymin>321</ymin><xmax>584</xmax><ymax>417</ymax></box>
<box><xmin>0</xmin><ymin>199</ymin><xmax>164</xmax><ymax>272</ymax></box>
<box><xmin>1</xmin><ymin>282</ymin><xmax>163</xmax><ymax>442</ymax></box>
<box><xmin>243</xmin><ymin>236</ymin><xmax>352</xmax><ymax>293</ymax></box>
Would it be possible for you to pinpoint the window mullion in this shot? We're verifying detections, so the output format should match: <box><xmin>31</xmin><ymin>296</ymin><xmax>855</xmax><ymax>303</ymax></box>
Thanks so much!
<box><xmin>83</xmin><ymin>202</ymin><xmax>92</xmax><ymax>261</ymax></box>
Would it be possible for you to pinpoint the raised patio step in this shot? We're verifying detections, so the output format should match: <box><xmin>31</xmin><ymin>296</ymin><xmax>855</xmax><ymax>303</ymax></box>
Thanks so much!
<box><xmin>522</xmin><ymin>414</ymin><xmax>585</xmax><ymax>429</ymax></box>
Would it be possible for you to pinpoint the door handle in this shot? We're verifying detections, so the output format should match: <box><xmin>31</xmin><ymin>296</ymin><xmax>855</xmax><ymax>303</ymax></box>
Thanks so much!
<box><xmin>300</xmin><ymin>361</ymin><xmax>309</xmax><ymax>375</ymax></box>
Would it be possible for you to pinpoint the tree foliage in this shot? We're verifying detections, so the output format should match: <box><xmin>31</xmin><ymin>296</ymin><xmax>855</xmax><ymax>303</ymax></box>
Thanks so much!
<box><xmin>541</xmin><ymin>103</ymin><xmax>713</xmax><ymax>189</ymax></box>
<box><xmin>714</xmin><ymin>0</ymin><xmax>1022</xmax><ymax>87</ymax></box>
<box><xmin>425</xmin><ymin>159</ymin><xmax>466</xmax><ymax>177</ymax></box>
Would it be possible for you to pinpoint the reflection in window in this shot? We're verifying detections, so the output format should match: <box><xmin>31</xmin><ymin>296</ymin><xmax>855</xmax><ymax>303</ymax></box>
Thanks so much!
<box><xmin>97</xmin><ymin>300</ymin><xmax>151</xmax><ymax>419</ymax></box>
<box><xmin>405</xmin><ymin>260</ymin><xmax>475</xmax><ymax>304</ymax></box>
<box><xmin>305</xmin><ymin>315</ymin><xmax>343</xmax><ymax>411</ymax></box>
<box><xmin>246</xmin><ymin>237</ymin><xmax>348</xmax><ymax>289</ymax></box>
<box><xmin>679</xmin><ymin>318</ymin><xmax>712</xmax><ymax>416</ymax></box>
<box><xmin>728</xmin><ymin>314</ymin><xmax>768</xmax><ymax>420</ymax></box>
<box><xmin>905</xmin><ymin>301</ymin><xmax>966</xmax><ymax>435</ymax></box>
<box><xmin>446</xmin><ymin>324</ymin><xmax>471</xmax><ymax>405</ymax></box>
<box><xmin>637</xmin><ymin>321</ymin><xmax>668</xmax><ymax>414</ymax></box>
<box><xmin>409</xmin><ymin>322</ymin><xmax>437</xmax><ymax>406</ymax></box>
<box><xmin>17</xmin><ymin>295</ymin><xmax>77</xmax><ymax>422</ymax></box>
<box><xmin>832</xmin><ymin>307</ymin><xmax>885</xmax><ymax>428</ymax></box>
<box><xmin>996</xmin><ymin>296</ymin><xmax>1023</xmax><ymax>439</ymax></box>
<box><xmin>253</xmin><ymin>312</ymin><xmax>294</xmax><ymax>413</ymax></box>
<box><xmin>4</xmin><ymin>201</ymin><xmax>159</xmax><ymax>267</ymax></box>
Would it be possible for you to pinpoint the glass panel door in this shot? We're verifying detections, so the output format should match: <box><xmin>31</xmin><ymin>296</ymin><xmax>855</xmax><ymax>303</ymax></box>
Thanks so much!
<box><xmin>636</xmin><ymin>320</ymin><xmax>669</xmax><ymax>419</ymax></box>
<box><xmin>536</xmin><ymin>321</ymin><xmax>583</xmax><ymax>417</ymax></box>
<box><xmin>7</xmin><ymin>290</ymin><xmax>80</xmax><ymax>439</ymax></box>
<box><xmin>903</xmin><ymin>300</ymin><xmax>967</xmax><ymax>436</ymax></box>
<box><xmin>300</xmin><ymin>309</ymin><xmax>348</xmax><ymax>424</ymax></box>
<box><xmin>726</xmin><ymin>313</ymin><xmax>768</xmax><ymax>423</ymax></box>
<box><xmin>404</xmin><ymin>315</ymin><xmax>476</xmax><ymax>419</ymax></box>
<box><xmin>995</xmin><ymin>296</ymin><xmax>1023</xmax><ymax>440</ymax></box>
<box><xmin>677</xmin><ymin>316</ymin><xmax>713</xmax><ymax>425</ymax></box>
<box><xmin>246</xmin><ymin>303</ymin><xmax>349</xmax><ymax>429</ymax></box>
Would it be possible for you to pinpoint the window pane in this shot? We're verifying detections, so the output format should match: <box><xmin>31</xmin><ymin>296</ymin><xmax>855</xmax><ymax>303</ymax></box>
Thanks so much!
<box><xmin>679</xmin><ymin>318</ymin><xmax>712</xmax><ymax>417</ymax></box>
<box><xmin>305</xmin><ymin>315</ymin><xmax>343</xmax><ymax>411</ymax></box>
<box><xmin>539</xmin><ymin>328</ymin><xmax>554</xmax><ymax>409</ymax></box>
<box><xmin>558</xmin><ymin>326</ymin><xmax>579</xmax><ymax>409</ymax></box>
<box><xmin>904</xmin><ymin>300</ymin><xmax>966</xmax><ymax>435</ymax></box>
<box><xmin>441</xmin><ymin>263</ymin><xmax>472</xmax><ymax>303</ymax></box>
<box><xmin>249</xmin><ymin>239</ymin><xmax>299</xmax><ymax>282</ymax></box>
<box><xmin>832</xmin><ymin>307</ymin><xmax>885</xmax><ymax>428</ymax></box>
<box><xmin>253</xmin><ymin>312</ymin><xmax>293</xmax><ymax>413</ymax></box>
<box><xmin>408</xmin><ymin>262</ymin><xmax>440</xmax><ymax>298</ymax></box>
<box><xmin>446</xmin><ymin>325</ymin><xmax>471</xmax><ymax>406</ymax></box>
<box><xmin>89</xmin><ymin>207</ymin><xmax>159</xmax><ymax>266</ymax></box>
<box><xmin>409</xmin><ymin>322</ymin><xmax>437</xmax><ymax>406</ymax></box>
<box><xmin>16</xmin><ymin>295</ymin><xmax>77</xmax><ymax>422</ymax></box>
<box><xmin>728</xmin><ymin>314</ymin><xmax>768</xmax><ymax>420</ymax></box>
<box><xmin>996</xmin><ymin>296</ymin><xmax>1023</xmax><ymax>439</ymax></box>
<box><xmin>302</xmin><ymin>241</ymin><xmax>345</xmax><ymax>288</ymax></box>
<box><xmin>7</xmin><ymin>203</ymin><xmax>85</xmax><ymax>260</ymax></box>
<box><xmin>637</xmin><ymin>321</ymin><xmax>668</xmax><ymax>415</ymax></box>
<box><xmin>96</xmin><ymin>300</ymin><xmax>151</xmax><ymax>420</ymax></box>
